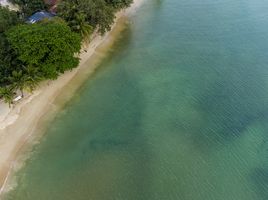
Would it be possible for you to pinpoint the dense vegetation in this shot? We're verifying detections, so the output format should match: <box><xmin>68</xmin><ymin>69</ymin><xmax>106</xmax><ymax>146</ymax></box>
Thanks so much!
<box><xmin>57</xmin><ymin>0</ymin><xmax>133</xmax><ymax>36</ymax></box>
<box><xmin>7</xmin><ymin>20</ymin><xmax>81</xmax><ymax>79</ymax></box>
<box><xmin>0</xmin><ymin>0</ymin><xmax>133</xmax><ymax>106</ymax></box>
<box><xmin>9</xmin><ymin>0</ymin><xmax>47</xmax><ymax>18</ymax></box>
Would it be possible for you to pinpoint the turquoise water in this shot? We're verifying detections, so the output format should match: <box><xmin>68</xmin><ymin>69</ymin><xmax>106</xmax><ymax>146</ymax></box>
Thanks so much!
<box><xmin>4</xmin><ymin>0</ymin><xmax>268</xmax><ymax>199</ymax></box>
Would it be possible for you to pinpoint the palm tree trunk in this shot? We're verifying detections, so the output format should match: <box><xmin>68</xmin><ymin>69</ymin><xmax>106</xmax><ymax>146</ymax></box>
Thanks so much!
<box><xmin>20</xmin><ymin>89</ymin><xmax>24</xmax><ymax>97</ymax></box>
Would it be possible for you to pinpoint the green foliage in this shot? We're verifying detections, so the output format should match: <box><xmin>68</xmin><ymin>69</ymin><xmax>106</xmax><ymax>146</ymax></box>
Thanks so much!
<box><xmin>58</xmin><ymin>0</ymin><xmax>118</xmax><ymax>35</ymax></box>
<box><xmin>9</xmin><ymin>0</ymin><xmax>47</xmax><ymax>18</ymax></box>
<box><xmin>23</xmin><ymin>66</ymin><xmax>43</xmax><ymax>91</ymax></box>
<box><xmin>7</xmin><ymin>21</ymin><xmax>82</xmax><ymax>79</ymax></box>
<box><xmin>0</xmin><ymin>6</ymin><xmax>21</xmax><ymax>33</ymax></box>
<box><xmin>105</xmin><ymin>0</ymin><xmax>133</xmax><ymax>9</ymax></box>
<box><xmin>87</xmin><ymin>0</ymin><xmax>115</xmax><ymax>34</ymax></box>
<box><xmin>0</xmin><ymin>86</ymin><xmax>14</xmax><ymax>107</ymax></box>
<box><xmin>9</xmin><ymin>70</ymin><xmax>28</xmax><ymax>96</ymax></box>
<box><xmin>0</xmin><ymin>6</ymin><xmax>23</xmax><ymax>86</ymax></box>
<box><xmin>0</xmin><ymin>34</ymin><xmax>25</xmax><ymax>84</ymax></box>
<box><xmin>57</xmin><ymin>2</ymin><xmax>93</xmax><ymax>41</ymax></box>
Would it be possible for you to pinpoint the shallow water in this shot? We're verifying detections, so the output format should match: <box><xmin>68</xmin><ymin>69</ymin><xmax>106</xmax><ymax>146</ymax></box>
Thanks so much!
<box><xmin>4</xmin><ymin>0</ymin><xmax>268</xmax><ymax>199</ymax></box>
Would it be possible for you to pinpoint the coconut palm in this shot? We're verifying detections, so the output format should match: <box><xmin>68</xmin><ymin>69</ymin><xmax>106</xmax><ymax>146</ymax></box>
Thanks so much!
<box><xmin>8</xmin><ymin>70</ymin><xmax>28</xmax><ymax>97</ymax></box>
<box><xmin>73</xmin><ymin>12</ymin><xmax>93</xmax><ymax>43</ymax></box>
<box><xmin>9</xmin><ymin>68</ymin><xmax>43</xmax><ymax>96</ymax></box>
<box><xmin>0</xmin><ymin>86</ymin><xmax>14</xmax><ymax>107</ymax></box>
<box><xmin>57</xmin><ymin>1</ymin><xmax>93</xmax><ymax>41</ymax></box>
<box><xmin>23</xmin><ymin>66</ymin><xmax>43</xmax><ymax>92</ymax></box>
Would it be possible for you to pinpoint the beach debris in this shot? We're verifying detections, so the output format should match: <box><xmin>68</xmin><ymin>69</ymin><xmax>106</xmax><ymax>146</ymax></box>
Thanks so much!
<box><xmin>13</xmin><ymin>95</ymin><xmax>22</xmax><ymax>102</ymax></box>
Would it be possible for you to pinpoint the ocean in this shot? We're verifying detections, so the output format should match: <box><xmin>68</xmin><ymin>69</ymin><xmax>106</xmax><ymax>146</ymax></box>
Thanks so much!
<box><xmin>4</xmin><ymin>0</ymin><xmax>268</xmax><ymax>199</ymax></box>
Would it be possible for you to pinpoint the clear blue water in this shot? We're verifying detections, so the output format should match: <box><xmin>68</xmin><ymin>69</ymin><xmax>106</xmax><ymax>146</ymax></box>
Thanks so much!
<box><xmin>4</xmin><ymin>0</ymin><xmax>268</xmax><ymax>199</ymax></box>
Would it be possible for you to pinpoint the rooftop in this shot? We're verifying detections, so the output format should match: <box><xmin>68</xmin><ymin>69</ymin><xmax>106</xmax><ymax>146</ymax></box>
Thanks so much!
<box><xmin>27</xmin><ymin>11</ymin><xmax>55</xmax><ymax>24</ymax></box>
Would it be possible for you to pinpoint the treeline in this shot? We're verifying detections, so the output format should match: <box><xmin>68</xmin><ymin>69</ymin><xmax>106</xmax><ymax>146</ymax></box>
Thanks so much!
<box><xmin>0</xmin><ymin>0</ymin><xmax>133</xmax><ymax>106</ymax></box>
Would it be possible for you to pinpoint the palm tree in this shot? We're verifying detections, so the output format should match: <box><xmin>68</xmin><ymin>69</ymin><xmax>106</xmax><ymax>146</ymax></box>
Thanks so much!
<box><xmin>73</xmin><ymin>12</ymin><xmax>93</xmax><ymax>43</ymax></box>
<box><xmin>57</xmin><ymin>1</ymin><xmax>93</xmax><ymax>42</ymax></box>
<box><xmin>23</xmin><ymin>66</ymin><xmax>43</xmax><ymax>92</ymax></box>
<box><xmin>0</xmin><ymin>86</ymin><xmax>14</xmax><ymax>107</ymax></box>
<box><xmin>9</xmin><ymin>68</ymin><xmax>43</xmax><ymax>97</ymax></box>
<box><xmin>9</xmin><ymin>70</ymin><xmax>27</xmax><ymax>97</ymax></box>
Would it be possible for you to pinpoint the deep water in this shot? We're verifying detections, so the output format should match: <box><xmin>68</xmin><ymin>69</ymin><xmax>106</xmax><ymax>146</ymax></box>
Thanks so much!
<box><xmin>4</xmin><ymin>0</ymin><xmax>268</xmax><ymax>199</ymax></box>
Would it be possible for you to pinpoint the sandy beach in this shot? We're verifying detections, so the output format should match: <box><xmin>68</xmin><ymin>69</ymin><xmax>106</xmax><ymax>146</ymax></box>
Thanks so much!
<box><xmin>0</xmin><ymin>0</ymin><xmax>143</xmax><ymax>196</ymax></box>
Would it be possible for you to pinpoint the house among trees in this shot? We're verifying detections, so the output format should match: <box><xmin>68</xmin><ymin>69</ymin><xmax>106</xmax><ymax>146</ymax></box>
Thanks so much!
<box><xmin>27</xmin><ymin>0</ymin><xmax>60</xmax><ymax>24</ymax></box>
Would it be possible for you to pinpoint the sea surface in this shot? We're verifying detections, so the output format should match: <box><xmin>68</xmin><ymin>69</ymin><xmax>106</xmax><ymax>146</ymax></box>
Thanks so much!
<box><xmin>4</xmin><ymin>0</ymin><xmax>268</xmax><ymax>199</ymax></box>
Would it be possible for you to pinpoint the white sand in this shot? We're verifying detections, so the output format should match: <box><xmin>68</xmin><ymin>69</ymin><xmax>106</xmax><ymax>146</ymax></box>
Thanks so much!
<box><xmin>0</xmin><ymin>0</ymin><xmax>144</xmax><ymax>196</ymax></box>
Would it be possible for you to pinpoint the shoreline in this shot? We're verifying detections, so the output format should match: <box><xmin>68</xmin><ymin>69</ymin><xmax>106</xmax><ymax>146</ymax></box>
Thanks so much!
<box><xmin>0</xmin><ymin>0</ymin><xmax>143</xmax><ymax>197</ymax></box>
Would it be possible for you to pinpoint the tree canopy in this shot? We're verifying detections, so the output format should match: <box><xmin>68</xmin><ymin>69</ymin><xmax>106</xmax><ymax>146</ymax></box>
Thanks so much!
<box><xmin>0</xmin><ymin>6</ymin><xmax>20</xmax><ymax>33</ymax></box>
<box><xmin>9</xmin><ymin>0</ymin><xmax>47</xmax><ymax>18</ymax></box>
<box><xmin>105</xmin><ymin>0</ymin><xmax>133</xmax><ymax>9</ymax></box>
<box><xmin>58</xmin><ymin>0</ymin><xmax>133</xmax><ymax>35</ymax></box>
<box><xmin>7</xmin><ymin>20</ymin><xmax>82</xmax><ymax>79</ymax></box>
<box><xmin>0</xmin><ymin>5</ymin><xmax>23</xmax><ymax>86</ymax></box>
